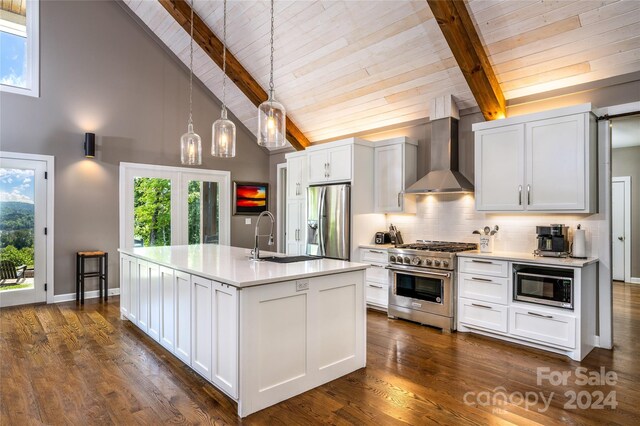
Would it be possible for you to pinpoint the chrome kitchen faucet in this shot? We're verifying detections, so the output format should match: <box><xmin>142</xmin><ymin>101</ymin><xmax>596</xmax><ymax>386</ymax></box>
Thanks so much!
<box><xmin>251</xmin><ymin>210</ymin><xmax>275</xmax><ymax>261</ymax></box>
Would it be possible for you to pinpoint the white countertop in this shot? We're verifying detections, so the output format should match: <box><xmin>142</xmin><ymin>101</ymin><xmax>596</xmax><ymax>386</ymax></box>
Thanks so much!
<box><xmin>359</xmin><ymin>244</ymin><xmax>395</xmax><ymax>250</ymax></box>
<box><xmin>457</xmin><ymin>250</ymin><xmax>598</xmax><ymax>267</ymax></box>
<box><xmin>119</xmin><ymin>245</ymin><xmax>368</xmax><ymax>288</ymax></box>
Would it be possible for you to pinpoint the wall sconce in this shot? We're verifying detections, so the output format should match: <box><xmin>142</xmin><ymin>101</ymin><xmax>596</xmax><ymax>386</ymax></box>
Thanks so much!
<box><xmin>84</xmin><ymin>133</ymin><xmax>95</xmax><ymax>158</ymax></box>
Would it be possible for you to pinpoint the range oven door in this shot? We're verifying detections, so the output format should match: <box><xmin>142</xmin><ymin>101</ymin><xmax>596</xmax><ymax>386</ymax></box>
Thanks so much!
<box><xmin>388</xmin><ymin>267</ymin><xmax>453</xmax><ymax>317</ymax></box>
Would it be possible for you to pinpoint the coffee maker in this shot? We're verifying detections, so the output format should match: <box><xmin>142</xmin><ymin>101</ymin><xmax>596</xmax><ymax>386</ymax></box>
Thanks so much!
<box><xmin>534</xmin><ymin>224</ymin><xmax>570</xmax><ymax>257</ymax></box>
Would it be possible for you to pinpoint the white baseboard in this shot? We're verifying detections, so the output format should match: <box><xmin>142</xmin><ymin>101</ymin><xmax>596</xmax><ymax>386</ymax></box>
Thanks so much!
<box><xmin>53</xmin><ymin>288</ymin><xmax>120</xmax><ymax>303</ymax></box>
<box><xmin>630</xmin><ymin>277</ymin><xmax>640</xmax><ymax>284</ymax></box>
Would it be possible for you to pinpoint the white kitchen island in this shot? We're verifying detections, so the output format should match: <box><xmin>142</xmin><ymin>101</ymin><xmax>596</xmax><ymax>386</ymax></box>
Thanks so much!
<box><xmin>118</xmin><ymin>244</ymin><xmax>367</xmax><ymax>417</ymax></box>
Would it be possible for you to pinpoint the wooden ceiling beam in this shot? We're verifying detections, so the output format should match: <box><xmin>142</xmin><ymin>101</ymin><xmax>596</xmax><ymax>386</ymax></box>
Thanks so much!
<box><xmin>426</xmin><ymin>0</ymin><xmax>506</xmax><ymax>120</ymax></box>
<box><xmin>159</xmin><ymin>0</ymin><xmax>310</xmax><ymax>150</ymax></box>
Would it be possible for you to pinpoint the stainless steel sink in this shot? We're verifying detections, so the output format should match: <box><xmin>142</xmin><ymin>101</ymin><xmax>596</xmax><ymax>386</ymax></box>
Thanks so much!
<box><xmin>259</xmin><ymin>255</ymin><xmax>321</xmax><ymax>263</ymax></box>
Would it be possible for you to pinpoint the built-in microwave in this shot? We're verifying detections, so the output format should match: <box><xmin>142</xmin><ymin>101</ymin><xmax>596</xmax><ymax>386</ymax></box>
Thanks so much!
<box><xmin>513</xmin><ymin>264</ymin><xmax>574</xmax><ymax>310</ymax></box>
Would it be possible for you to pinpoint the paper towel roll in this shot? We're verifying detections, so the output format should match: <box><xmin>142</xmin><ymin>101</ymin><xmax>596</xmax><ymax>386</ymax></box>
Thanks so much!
<box><xmin>572</xmin><ymin>229</ymin><xmax>586</xmax><ymax>258</ymax></box>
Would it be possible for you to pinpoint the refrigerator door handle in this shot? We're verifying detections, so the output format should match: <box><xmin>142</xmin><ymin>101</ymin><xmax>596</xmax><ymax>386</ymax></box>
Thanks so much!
<box><xmin>318</xmin><ymin>186</ymin><xmax>327</xmax><ymax>256</ymax></box>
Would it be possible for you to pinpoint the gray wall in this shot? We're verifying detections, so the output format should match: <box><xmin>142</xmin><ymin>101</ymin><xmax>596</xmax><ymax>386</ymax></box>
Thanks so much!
<box><xmin>0</xmin><ymin>0</ymin><xmax>271</xmax><ymax>295</ymax></box>
<box><xmin>612</xmin><ymin>146</ymin><xmax>640</xmax><ymax>277</ymax></box>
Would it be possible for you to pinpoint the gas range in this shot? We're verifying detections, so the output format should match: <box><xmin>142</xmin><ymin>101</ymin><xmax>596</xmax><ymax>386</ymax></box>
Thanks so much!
<box><xmin>388</xmin><ymin>240</ymin><xmax>478</xmax><ymax>271</ymax></box>
<box><xmin>387</xmin><ymin>240</ymin><xmax>477</xmax><ymax>332</ymax></box>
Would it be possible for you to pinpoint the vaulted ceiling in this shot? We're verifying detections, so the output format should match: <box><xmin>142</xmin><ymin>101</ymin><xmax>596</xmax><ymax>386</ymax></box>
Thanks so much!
<box><xmin>124</xmin><ymin>0</ymin><xmax>640</xmax><ymax>148</ymax></box>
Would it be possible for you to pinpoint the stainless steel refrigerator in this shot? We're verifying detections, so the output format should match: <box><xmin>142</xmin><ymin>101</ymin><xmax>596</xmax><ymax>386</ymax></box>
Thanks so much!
<box><xmin>306</xmin><ymin>184</ymin><xmax>351</xmax><ymax>260</ymax></box>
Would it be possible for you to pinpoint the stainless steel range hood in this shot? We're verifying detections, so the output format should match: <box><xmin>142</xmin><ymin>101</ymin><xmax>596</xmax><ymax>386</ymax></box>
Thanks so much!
<box><xmin>404</xmin><ymin>115</ymin><xmax>474</xmax><ymax>194</ymax></box>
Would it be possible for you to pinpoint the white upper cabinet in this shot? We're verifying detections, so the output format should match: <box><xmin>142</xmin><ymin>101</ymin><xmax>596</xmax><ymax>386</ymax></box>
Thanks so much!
<box><xmin>307</xmin><ymin>143</ymin><xmax>353</xmax><ymax>184</ymax></box>
<box><xmin>286</xmin><ymin>152</ymin><xmax>307</xmax><ymax>200</ymax></box>
<box><xmin>473</xmin><ymin>104</ymin><xmax>597</xmax><ymax>213</ymax></box>
<box><xmin>475</xmin><ymin>124</ymin><xmax>525</xmax><ymax>211</ymax></box>
<box><xmin>373</xmin><ymin>137</ymin><xmax>417</xmax><ymax>213</ymax></box>
<box><xmin>526</xmin><ymin>115</ymin><xmax>587</xmax><ymax>211</ymax></box>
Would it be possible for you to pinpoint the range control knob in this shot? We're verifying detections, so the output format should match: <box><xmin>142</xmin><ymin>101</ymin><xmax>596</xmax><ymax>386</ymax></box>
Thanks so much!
<box><xmin>442</xmin><ymin>260</ymin><xmax>449</xmax><ymax>267</ymax></box>
<box><xmin>404</xmin><ymin>256</ymin><xmax>411</xmax><ymax>264</ymax></box>
<box><xmin>411</xmin><ymin>257</ymin><xmax>421</xmax><ymax>266</ymax></box>
<box><xmin>425</xmin><ymin>259</ymin><xmax>433</xmax><ymax>266</ymax></box>
<box><xmin>389</xmin><ymin>255</ymin><xmax>396</xmax><ymax>263</ymax></box>
<box><xmin>434</xmin><ymin>260</ymin><xmax>441</xmax><ymax>267</ymax></box>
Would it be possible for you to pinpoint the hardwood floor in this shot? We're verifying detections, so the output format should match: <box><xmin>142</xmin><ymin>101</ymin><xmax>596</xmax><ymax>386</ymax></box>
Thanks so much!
<box><xmin>1</xmin><ymin>282</ymin><xmax>639</xmax><ymax>425</ymax></box>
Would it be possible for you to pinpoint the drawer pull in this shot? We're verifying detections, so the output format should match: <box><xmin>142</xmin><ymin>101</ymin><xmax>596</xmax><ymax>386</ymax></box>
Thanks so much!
<box><xmin>368</xmin><ymin>284</ymin><xmax>384</xmax><ymax>289</ymax></box>
<box><xmin>471</xmin><ymin>303</ymin><xmax>492</xmax><ymax>310</ymax></box>
<box><xmin>370</xmin><ymin>264</ymin><xmax>386</xmax><ymax>268</ymax></box>
<box><xmin>471</xmin><ymin>259</ymin><xmax>492</xmax><ymax>264</ymax></box>
<box><xmin>471</xmin><ymin>277</ymin><xmax>492</xmax><ymax>282</ymax></box>
<box><xmin>527</xmin><ymin>312</ymin><xmax>553</xmax><ymax>319</ymax></box>
<box><xmin>369</xmin><ymin>250</ymin><xmax>384</xmax><ymax>254</ymax></box>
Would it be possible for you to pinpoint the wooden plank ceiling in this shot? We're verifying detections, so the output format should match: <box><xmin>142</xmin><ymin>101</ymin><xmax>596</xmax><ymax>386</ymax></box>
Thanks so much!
<box><xmin>0</xmin><ymin>0</ymin><xmax>26</xmax><ymax>16</ymax></box>
<box><xmin>123</xmin><ymin>0</ymin><xmax>640</xmax><ymax>146</ymax></box>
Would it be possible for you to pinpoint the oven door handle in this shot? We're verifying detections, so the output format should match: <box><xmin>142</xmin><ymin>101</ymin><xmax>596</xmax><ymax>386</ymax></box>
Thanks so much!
<box><xmin>386</xmin><ymin>266</ymin><xmax>451</xmax><ymax>278</ymax></box>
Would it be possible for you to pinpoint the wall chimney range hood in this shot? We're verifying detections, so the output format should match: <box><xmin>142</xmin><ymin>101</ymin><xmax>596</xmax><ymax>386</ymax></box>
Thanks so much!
<box><xmin>404</xmin><ymin>95</ymin><xmax>474</xmax><ymax>194</ymax></box>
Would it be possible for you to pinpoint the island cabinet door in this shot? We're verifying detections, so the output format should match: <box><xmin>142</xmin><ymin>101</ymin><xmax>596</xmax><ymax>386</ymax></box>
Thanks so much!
<box><xmin>136</xmin><ymin>260</ymin><xmax>150</xmax><ymax>333</ymax></box>
<box><xmin>120</xmin><ymin>255</ymin><xmax>137</xmax><ymax>321</ymax></box>
<box><xmin>211</xmin><ymin>282</ymin><xmax>238</xmax><ymax>399</ymax></box>
<box><xmin>147</xmin><ymin>262</ymin><xmax>161</xmax><ymax>342</ymax></box>
<box><xmin>191</xmin><ymin>276</ymin><xmax>213</xmax><ymax>381</ymax></box>
<box><xmin>174</xmin><ymin>271</ymin><xmax>192</xmax><ymax>365</ymax></box>
<box><xmin>159</xmin><ymin>266</ymin><xmax>176</xmax><ymax>353</ymax></box>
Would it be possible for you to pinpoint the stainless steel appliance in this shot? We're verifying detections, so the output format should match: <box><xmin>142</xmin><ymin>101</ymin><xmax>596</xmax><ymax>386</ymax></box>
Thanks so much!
<box><xmin>534</xmin><ymin>224</ymin><xmax>570</xmax><ymax>257</ymax></box>
<box><xmin>307</xmin><ymin>184</ymin><xmax>350</xmax><ymax>260</ymax></box>
<box><xmin>513</xmin><ymin>264</ymin><xmax>574</xmax><ymax>310</ymax></box>
<box><xmin>387</xmin><ymin>241</ymin><xmax>477</xmax><ymax>332</ymax></box>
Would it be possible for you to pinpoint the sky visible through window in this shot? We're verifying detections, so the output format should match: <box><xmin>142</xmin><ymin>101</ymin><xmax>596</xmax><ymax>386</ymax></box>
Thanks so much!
<box><xmin>0</xmin><ymin>169</ymin><xmax>35</xmax><ymax>204</ymax></box>
<box><xmin>0</xmin><ymin>31</ymin><xmax>27</xmax><ymax>88</ymax></box>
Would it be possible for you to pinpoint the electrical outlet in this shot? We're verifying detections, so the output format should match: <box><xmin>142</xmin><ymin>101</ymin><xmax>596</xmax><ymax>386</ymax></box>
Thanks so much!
<box><xmin>245</xmin><ymin>218</ymin><xmax>251</xmax><ymax>225</ymax></box>
<box><xmin>296</xmin><ymin>280</ymin><xmax>309</xmax><ymax>292</ymax></box>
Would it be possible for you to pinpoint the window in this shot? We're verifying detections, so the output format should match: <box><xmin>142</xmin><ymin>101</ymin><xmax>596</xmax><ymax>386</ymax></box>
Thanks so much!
<box><xmin>0</xmin><ymin>0</ymin><xmax>39</xmax><ymax>97</ymax></box>
<box><xmin>119</xmin><ymin>163</ymin><xmax>231</xmax><ymax>249</ymax></box>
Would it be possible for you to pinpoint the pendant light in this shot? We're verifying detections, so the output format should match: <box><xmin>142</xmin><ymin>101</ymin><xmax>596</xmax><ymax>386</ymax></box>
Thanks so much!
<box><xmin>257</xmin><ymin>0</ymin><xmax>286</xmax><ymax>148</ymax></box>
<box><xmin>212</xmin><ymin>0</ymin><xmax>236</xmax><ymax>158</ymax></box>
<box><xmin>180</xmin><ymin>0</ymin><xmax>202</xmax><ymax>166</ymax></box>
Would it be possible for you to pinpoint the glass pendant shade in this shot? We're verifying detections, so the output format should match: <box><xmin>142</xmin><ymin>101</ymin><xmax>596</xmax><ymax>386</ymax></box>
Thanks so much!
<box><xmin>258</xmin><ymin>91</ymin><xmax>286</xmax><ymax>148</ymax></box>
<box><xmin>212</xmin><ymin>109</ymin><xmax>236</xmax><ymax>157</ymax></box>
<box><xmin>180</xmin><ymin>123</ymin><xmax>202</xmax><ymax>165</ymax></box>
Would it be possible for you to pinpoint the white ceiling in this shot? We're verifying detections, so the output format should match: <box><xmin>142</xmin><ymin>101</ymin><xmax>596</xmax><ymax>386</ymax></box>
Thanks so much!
<box><xmin>612</xmin><ymin>115</ymin><xmax>640</xmax><ymax>149</ymax></box>
<box><xmin>124</xmin><ymin>0</ymin><xmax>640</xmax><ymax>147</ymax></box>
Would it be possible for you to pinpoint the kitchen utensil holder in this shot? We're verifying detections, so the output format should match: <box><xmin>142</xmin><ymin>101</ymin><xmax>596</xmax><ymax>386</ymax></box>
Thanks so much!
<box><xmin>479</xmin><ymin>235</ymin><xmax>494</xmax><ymax>253</ymax></box>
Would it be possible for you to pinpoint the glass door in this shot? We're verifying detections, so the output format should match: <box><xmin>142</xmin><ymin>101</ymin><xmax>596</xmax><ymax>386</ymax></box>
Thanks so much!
<box><xmin>0</xmin><ymin>158</ymin><xmax>47</xmax><ymax>307</ymax></box>
<box><xmin>120</xmin><ymin>163</ymin><xmax>230</xmax><ymax>249</ymax></box>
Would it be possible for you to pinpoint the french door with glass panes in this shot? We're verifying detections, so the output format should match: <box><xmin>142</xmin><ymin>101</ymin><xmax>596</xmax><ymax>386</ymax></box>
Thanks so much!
<box><xmin>120</xmin><ymin>163</ymin><xmax>230</xmax><ymax>249</ymax></box>
<box><xmin>0</xmin><ymin>156</ymin><xmax>48</xmax><ymax>307</ymax></box>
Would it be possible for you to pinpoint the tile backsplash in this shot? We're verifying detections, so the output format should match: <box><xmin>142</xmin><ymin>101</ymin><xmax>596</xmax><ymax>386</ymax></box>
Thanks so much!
<box><xmin>386</xmin><ymin>194</ymin><xmax>602</xmax><ymax>257</ymax></box>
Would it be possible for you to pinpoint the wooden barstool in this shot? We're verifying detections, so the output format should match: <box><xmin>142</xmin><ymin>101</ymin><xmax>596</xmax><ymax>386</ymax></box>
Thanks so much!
<box><xmin>76</xmin><ymin>251</ymin><xmax>108</xmax><ymax>304</ymax></box>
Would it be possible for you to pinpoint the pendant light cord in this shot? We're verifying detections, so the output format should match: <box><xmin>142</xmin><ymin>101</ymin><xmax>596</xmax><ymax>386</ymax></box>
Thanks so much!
<box><xmin>222</xmin><ymin>0</ymin><xmax>227</xmax><ymax>115</ymax></box>
<box><xmin>188</xmin><ymin>0</ymin><xmax>195</xmax><ymax>127</ymax></box>
<box><xmin>269</xmin><ymin>0</ymin><xmax>274</xmax><ymax>93</ymax></box>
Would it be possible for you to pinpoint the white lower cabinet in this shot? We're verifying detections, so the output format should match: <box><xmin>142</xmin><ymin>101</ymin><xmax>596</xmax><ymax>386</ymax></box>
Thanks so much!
<box><xmin>509</xmin><ymin>306</ymin><xmax>576</xmax><ymax>349</ymax></box>
<box><xmin>174</xmin><ymin>271</ymin><xmax>192</xmax><ymax>364</ymax></box>
<box><xmin>137</xmin><ymin>260</ymin><xmax>150</xmax><ymax>333</ymax></box>
<box><xmin>211</xmin><ymin>281</ymin><xmax>238</xmax><ymax>399</ymax></box>
<box><xmin>359</xmin><ymin>248</ymin><xmax>389</xmax><ymax>310</ymax></box>
<box><xmin>159</xmin><ymin>266</ymin><xmax>175</xmax><ymax>353</ymax></box>
<box><xmin>457</xmin><ymin>255</ymin><xmax>596</xmax><ymax>361</ymax></box>
<box><xmin>147</xmin><ymin>263</ymin><xmax>161</xmax><ymax>342</ymax></box>
<box><xmin>119</xmin><ymin>254</ymin><xmax>135</xmax><ymax>320</ymax></box>
<box><xmin>121</xmin><ymin>255</ymin><xmax>239</xmax><ymax>401</ymax></box>
<box><xmin>459</xmin><ymin>298</ymin><xmax>508</xmax><ymax>333</ymax></box>
<box><xmin>191</xmin><ymin>276</ymin><xmax>213</xmax><ymax>381</ymax></box>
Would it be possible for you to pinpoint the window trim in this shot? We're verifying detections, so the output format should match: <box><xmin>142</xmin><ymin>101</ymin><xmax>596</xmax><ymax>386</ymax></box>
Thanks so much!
<box><xmin>0</xmin><ymin>0</ymin><xmax>39</xmax><ymax>98</ymax></box>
